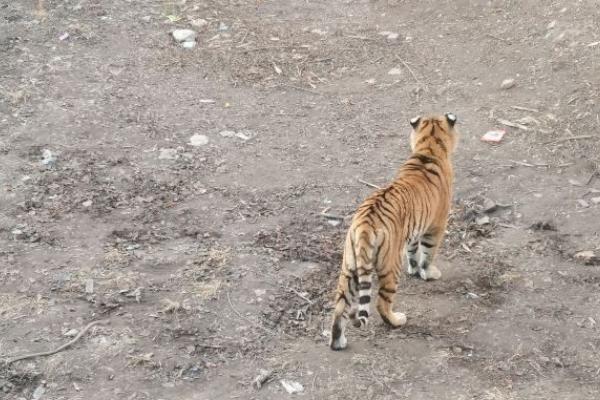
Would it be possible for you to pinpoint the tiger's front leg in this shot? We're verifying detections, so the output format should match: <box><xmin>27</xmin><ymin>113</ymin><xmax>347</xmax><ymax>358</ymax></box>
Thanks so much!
<box><xmin>405</xmin><ymin>238</ymin><xmax>420</xmax><ymax>276</ymax></box>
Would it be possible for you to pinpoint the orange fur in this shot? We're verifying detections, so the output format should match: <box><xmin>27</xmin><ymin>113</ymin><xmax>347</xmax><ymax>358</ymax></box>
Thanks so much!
<box><xmin>329</xmin><ymin>113</ymin><xmax>458</xmax><ymax>350</ymax></box>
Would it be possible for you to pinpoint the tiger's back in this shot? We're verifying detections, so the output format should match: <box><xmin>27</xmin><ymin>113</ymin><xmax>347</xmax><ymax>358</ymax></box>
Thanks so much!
<box><xmin>330</xmin><ymin>113</ymin><xmax>458</xmax><ymax>350</ymax></box>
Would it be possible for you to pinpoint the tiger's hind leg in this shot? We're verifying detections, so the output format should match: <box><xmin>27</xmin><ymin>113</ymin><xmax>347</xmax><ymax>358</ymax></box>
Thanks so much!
<box><xmin>329</xmin><ymin>271</ymin><xmax>355</xmax><ymax>350</ymax></box>
<box><xmin>405</xmin><ymin>238</ymin><xmax>420</xmax><ymax>276</ymax></box>
<box><xmin>418</xmin><ymin>230</ymin><xmax>444</xmax><ymax>281</ymax></box>
<box><xmin>376</xmin><ymin>262</ymin><xmax>407</xmax><ymax>328</ymax></box>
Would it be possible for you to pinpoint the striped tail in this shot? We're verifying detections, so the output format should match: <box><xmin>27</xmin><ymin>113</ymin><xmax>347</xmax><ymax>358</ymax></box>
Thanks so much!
<box><xmin>351</xmin><ymin>226</ymin><xmax>376</xmax><ymax>328</ymax></box>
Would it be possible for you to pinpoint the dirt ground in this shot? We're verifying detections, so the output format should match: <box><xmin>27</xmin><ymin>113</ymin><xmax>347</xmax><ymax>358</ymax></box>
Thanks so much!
<box><xmin>2</xmin><ymin>0</ymin><xmax>600</xmax><ymax>399</ymax></box>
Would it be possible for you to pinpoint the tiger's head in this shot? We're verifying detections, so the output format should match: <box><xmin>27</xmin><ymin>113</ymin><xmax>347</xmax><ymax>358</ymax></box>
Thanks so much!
<box><xmin>408</xmin><ymin>113</ymin><xmax>458</xmax><ymax>156</ymax></box>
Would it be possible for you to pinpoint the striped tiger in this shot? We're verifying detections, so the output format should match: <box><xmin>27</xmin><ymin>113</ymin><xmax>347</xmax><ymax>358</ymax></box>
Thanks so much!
<box><xmin>329</xmin><ymin>113</ymin><xmax>458</xmax><ymax>350</ymax></box>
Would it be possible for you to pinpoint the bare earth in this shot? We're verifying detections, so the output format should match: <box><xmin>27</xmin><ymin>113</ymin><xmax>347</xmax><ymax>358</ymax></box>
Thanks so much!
<box><xmin>1</xmin><ymin>1</ymin><xmax>600</xmax><ymax>399</ymax></box>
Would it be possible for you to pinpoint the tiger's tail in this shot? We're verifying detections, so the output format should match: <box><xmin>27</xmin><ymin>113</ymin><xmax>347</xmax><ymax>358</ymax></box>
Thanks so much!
<box><xmin>330</xmin><ymin>224</ymin><xmax>377</xmax><ymax>350</ymax></box>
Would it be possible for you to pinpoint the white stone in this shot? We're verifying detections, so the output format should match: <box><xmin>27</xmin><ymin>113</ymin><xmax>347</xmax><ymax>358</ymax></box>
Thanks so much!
<box><xmin>388</xmin><ymin>67</ymin><xmax>402</xmax><ymax>75</ymax></box>
<box><xmin>181</xmin><ymin>41</ymin><xmax>196</xmax><ymax>49</ymax></box>
<box><xmin>172</xmin><ymin>29</ymin><xmax>197</xmax><ymax>43</ymax></box>
<box><xmin>280</xmin><ymin>380</ymin><xmax>304</xmax><ymax>394</ymax></box>
<box><xmin>189</xmin><ymin>134</ymin><xmax>209</xmax><ymax>146</ymax></box>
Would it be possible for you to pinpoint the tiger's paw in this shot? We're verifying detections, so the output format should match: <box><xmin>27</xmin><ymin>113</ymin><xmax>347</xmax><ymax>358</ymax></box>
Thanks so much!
<box><xmin>382</xmin><ymin>311</ymin><xmax>407</xmax><ymax>328</ymax></box>
<box><xmin>419</xmin><ymin>265</ymin><xmax>442</xmax><ymax>281</ymax></box>
<box><xmin>330</xmin><ymin>333</ymin><xmax>347</xmax><ymax>350</ymax></box>
<box><xmin>407</xmin><ymin>261</ymin><xmax>420</xmax><ymax>276</ymax></box>
<box><xmin>391</xmin><ymin>312</ymin><xmax>407</xmax><ymax>327</ymax></box>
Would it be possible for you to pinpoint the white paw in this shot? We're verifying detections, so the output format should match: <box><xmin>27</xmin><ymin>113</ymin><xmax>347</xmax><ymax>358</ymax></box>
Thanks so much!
<box><xmin>407</xmin><ymin>262</ymin><xmax>419</xmax><ymax>275</ymax></box>
<box><xmin>419</xmin><ymin>265</ymin><xmax>442</xmax><ymax>281</ymax></box>
<box><xmin>392</xmin><ymin>312</ymin><xmax>407</xmax><ymax>326</ymax></box>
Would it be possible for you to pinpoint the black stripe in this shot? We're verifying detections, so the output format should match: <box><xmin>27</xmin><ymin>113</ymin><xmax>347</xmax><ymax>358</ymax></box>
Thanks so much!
<box><xmin>359</xmin><ymin>295</ymin><xmax>370</xmax><ymax>304</ymax></box>
<box><xmin>409</xmin><ymin>259</ymin><xmax>419</xmax><ymax>269</ymax></box>
<box><xmin>358</xmin><ymin>310</ymin><xmax>368</xmax><ymax>318</ymax></box>
<box><xmin>331</xmin><ymin>322</ymin><xmax>342</xmax><ymax>342</ymax></box>
<box><xmin>378</xmin><ymin>292</ymin><xmax>392</xmax><ymax>303</ymax></box>
<box><xmin>434</xmin><ymin>136</ymin><xmax>448</xmax><ymax>153</ymax></box>
<box><xmin>379</xmin><ymin>286</ymin><xmax>396</xmax><ymax>294</ymax></box>
<box><xmin>378</xmin><ymin>271</ymin><xmax>391</xmax><ymax>280</ymax></box>
<box><xmin>411</xmin><ymin>153</ymin><xmax>440</xmax><ymax>166</ymax></box>
<box><xmin>421</xmin><ymin>241</ymin><xmax>434</xmax><ymax>248</ymax></box>
<box><xmin>340</xmin><ymin>292</ymin><xmax>351</xmax><ymax>305</ymax></box>
<box><xmin>359</xmin><ymin>281</ymin><xmax>371</xmax><ymax>290</ymax></box>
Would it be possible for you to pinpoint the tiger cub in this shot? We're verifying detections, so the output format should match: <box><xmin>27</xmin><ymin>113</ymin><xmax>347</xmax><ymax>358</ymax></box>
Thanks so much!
<box><xmin>329</xmin><ymin>113</ymin><xmax>458</xmax><ymax>350</ymax></box>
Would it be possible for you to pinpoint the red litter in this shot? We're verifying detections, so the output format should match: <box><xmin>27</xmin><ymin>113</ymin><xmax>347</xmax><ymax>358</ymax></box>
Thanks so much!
<box><xmin>481</xmin><ymin>129</ymin><xmax>505</xmax><ymax>143</ymax></box>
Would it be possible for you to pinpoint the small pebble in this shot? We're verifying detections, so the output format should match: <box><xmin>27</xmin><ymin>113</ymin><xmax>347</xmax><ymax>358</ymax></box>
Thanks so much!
<box><xmin>190</xmin><ymin>18</ymin><xmax>208</xmax><ymax>28</ymax></box>
<box><xmin>388</xmin><ymin>67</ymin><xmax>402</xmax><ymax>76</ymax></box>
<box><xmin>64</xmin><ymin>328</ymin><xmax>79</xmax><ymax>337</ymax></box>
<box><xmin>500</xmin><ymin>78</ymin><xmax>516</xmax><ymax>89</ymax></box>
<box><xmin>189</xmin><ymin>134</ymin><xmax>209</xmax><ymax>147</ymax></box>
<box><xmin>172</xmin><ymin>29</ymin><xmax>197</xmax><ymax>43</ymax></box>
<box><xmin>577</xmin><ymin>199</ymin><xmax>590</xmax><ymax>208</ymax></box>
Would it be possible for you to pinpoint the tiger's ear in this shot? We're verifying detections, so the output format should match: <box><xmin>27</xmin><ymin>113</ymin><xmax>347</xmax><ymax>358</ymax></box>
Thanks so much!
<box><xmin>445</xmin><ymin>112</ymin><xmax>457</xmax><ymax>127</ymax></box>
<box><xmin>410</xmin><ymin>116</ymin><xmax>421</xmax><ymax>129</ymax></box>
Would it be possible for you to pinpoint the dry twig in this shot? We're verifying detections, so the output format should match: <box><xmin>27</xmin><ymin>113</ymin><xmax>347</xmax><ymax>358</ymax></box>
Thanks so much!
<box><xmin>3</xmin><ymin>319</ymin><xmax>110</xmax><ymax>365</ymax></box>
<box><xmin>358</xmin><ymin>179</ymin><xmax>382</xmax><ymax>189</ymax></box>
<box><xmin>544</xmin><ymin>135</ymin><xmax>596</xmax><ymax>145</ymax></box>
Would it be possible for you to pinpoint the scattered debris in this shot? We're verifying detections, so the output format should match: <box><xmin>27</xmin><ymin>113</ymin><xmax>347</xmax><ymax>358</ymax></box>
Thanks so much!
<box><xmin>253</xmin><ymin>369</ymin><xmax>273</xmax><ymax>390</ymax></box>
<box><xmin>160</xmin><ymin>298</ymin><xmax>182</xmax><ymax>313</ymax></box>
<box><xmin>475</xmin><ymin>215</ymin><xmax>490</xmax><ymax>226</ymax></box>
<box><xmin>500</xmin><ymin>78</ymin><xmax>516</xmax><ymax>89</ymax></box>
<box><xmin>11</xmin><ymin>228</ymin><xmax>26</xmax><ymax>240</ymax></box>
<box><xmin>219</xmin><ymin>130</ymin><xmax>236</xmax><ymax>138</ymax></box>
<box><xmin>59</xmin><ymin>32</ymin><xmax>69</xmax><ymax>41</ymax></box>
<box><xmin>4</xmin><ymin>320</ymin><xmax>110</xmax><ymax>365</ymax></box>
<box><xmin>64</xmin><ymin>328</ymin><xmax>79</xmax><ymax>337</ymax></box>
<box><xmin>85</xmin><ymin>278</ymin><xmax>94</xmax><ymax>294</ymax></box>
<box><xmin>378</xmin><ymin>31</ymin><xmax>399</xmax><ymax>40</ymax></box>
<box><xmin>310</xmin><ymin>28</ymin><xmax>327</xmax><ymax>36</ymax></box>
<box><xmin>219</xmin><ymin>130</ymin><xmax>254</xmax><ymax>141</ymax></box>
<box><xmin>190</xmin><ymin>18</ymin><xmax>208</xmax><ymax>29</ymax></box>
<box><xmin>41</xmin><ymin>149</ymin><xmax>56</xmax><ymax>168</ymax></box>
<box><xmin>497</xmin><ymin>118</ymin><xmax>529</xmax><ymax>130</ymax></box>
<box><xmin>574</xmin><ymin>250</ymin><xmax>598</xmax><ymax>265</ymax></box>
<box><xmin>481</xmin><ymin>130</ymin><xmax>505</xmax><ymax>143</ymax></box>
<box><xmin>158</xmin><ymin>148</ymin><xmax>178</xmax><ymax>160</ymax></box>
<box><xmin>181</xmin><ymin>41</ymin><xmax>196</xmax><ymax>49</ymax></box>
<box><xmin>577</xmin><ymin>199</ymin><xmax>590</xmax><ymax>208</ymax></box>
<box><xmin>32</xmin><ymin>385</ymin><xmax>46</xmax><ymax>400</ymax></box>
<box><xmin>235</xmin><ymin>131</ymin><xmax>253</xmax><ymax>141</ymax></box>
<box><xmin>82</xmin><ymin>200</ymin><xmax>93</xmax><ymax>208</ymax></box>
<box><xmin>590</xmin><ymin>197</ymin><xmax>600</xmax><ymax>205</ymax></box>
<box><xmin>189</xmin><ymin>134</ymin><xmax>209</xmax><ymax>147</ymax></box>
<box><xmin>218</xmin><ymin>22</ymin><xmax>229</xmax><ymax>31</ymax></box>
<box><xmin>388</xmin><ymin>67</ymin><xmax>402</xmax><ymax>76</ymax></box>
<box><xmin>482</xmin><ymin>198</ymin><xmax>498</xmax><ymax>213</ymax></box>
<box><xmin>358</xmin><ymin>178</ymin><xmax>382</xmax><ymax>189</ymax></box>
<box><xmin>466</xmin><ymin>292</ymin><xmax>480</xmax><ymax>299</ymax></box>
<box><xmin>511</xmin><ymin>105</ymin><xmax>539</xmax><ymax>112</ymax></box>
<box><xmin>280</xmin><ymin>379</ymin><xmax>304</xmax><ymax>394</ymax></box>
<box><xmin>568</xmin><ymin>179</ymin><xmax>584</xmax><ymax>187</ymax></box>
<box><xmin>530</xmin><ymin>221</ymin><xmax>557</xmax><ymax>231</ymax></box>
